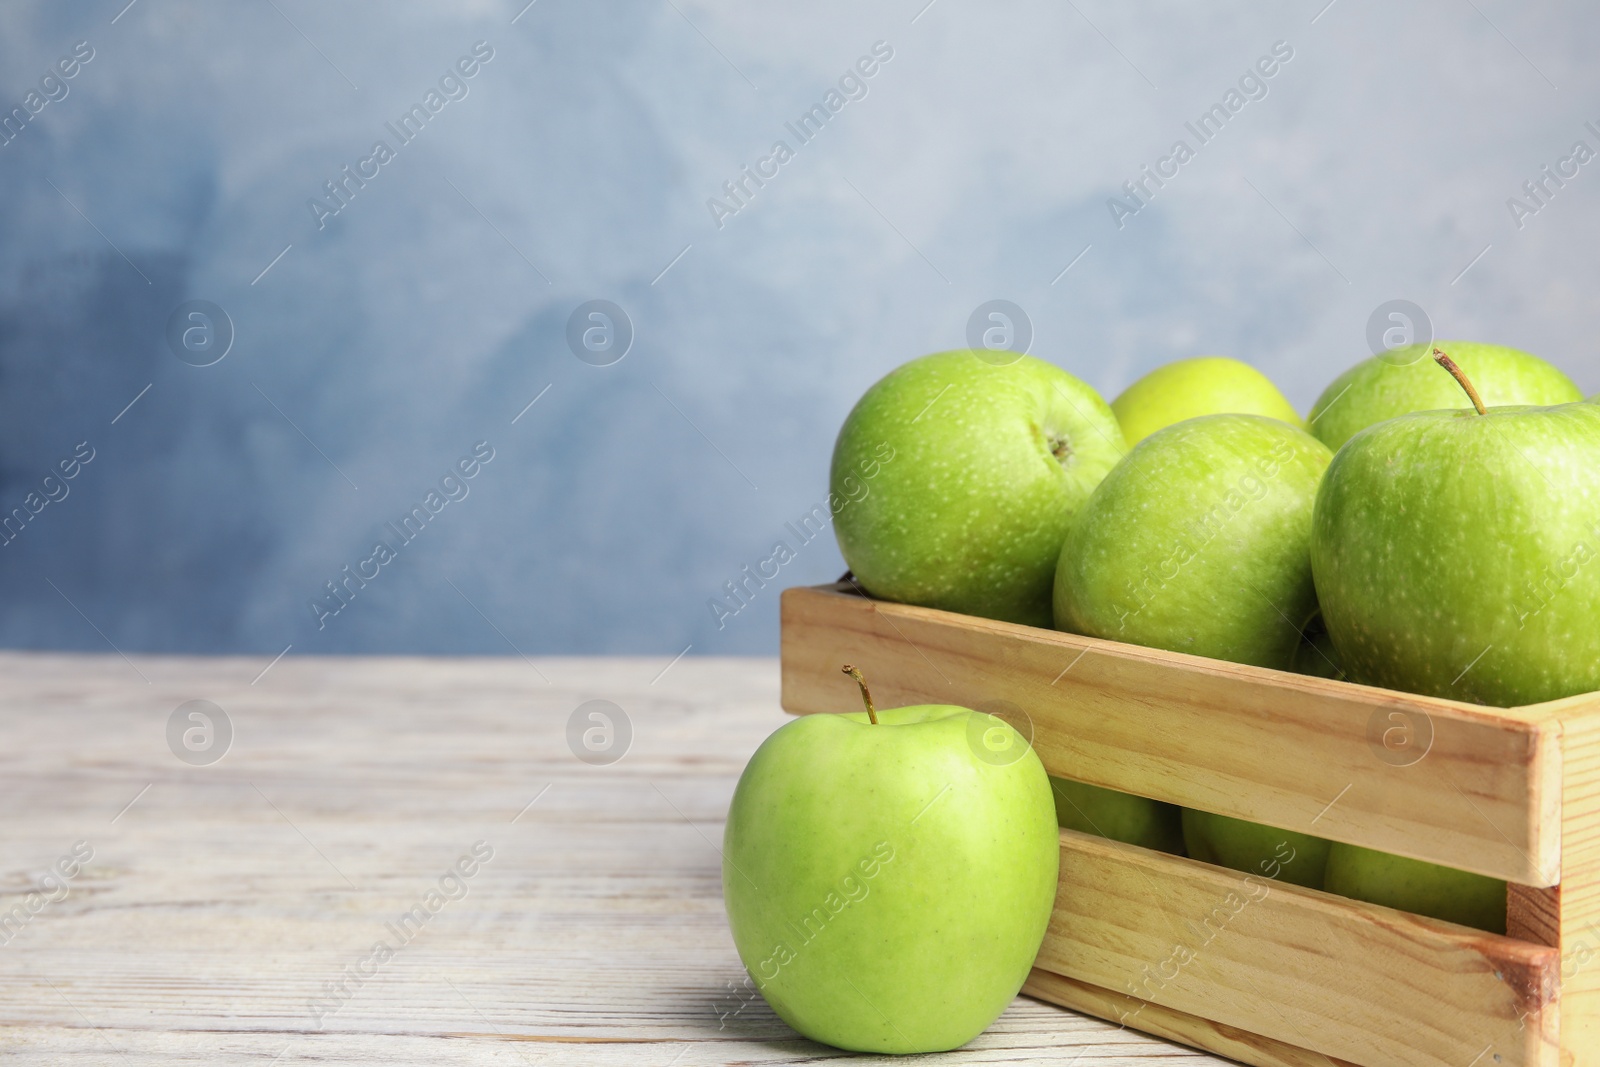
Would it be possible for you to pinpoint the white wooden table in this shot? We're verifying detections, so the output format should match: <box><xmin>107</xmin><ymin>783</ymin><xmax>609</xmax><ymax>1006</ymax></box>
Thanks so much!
<box><xmin>0</xmin><ymin>653</ymin><xmax>1223</xmax><ymax>1064</ymax></box>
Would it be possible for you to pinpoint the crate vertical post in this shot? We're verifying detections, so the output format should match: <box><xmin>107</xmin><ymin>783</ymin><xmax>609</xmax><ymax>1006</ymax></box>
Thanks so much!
<box><xmin>1511</xmin><ymin>697</ymin><xmax>1600</xmax><ymax>1066</ymax></box>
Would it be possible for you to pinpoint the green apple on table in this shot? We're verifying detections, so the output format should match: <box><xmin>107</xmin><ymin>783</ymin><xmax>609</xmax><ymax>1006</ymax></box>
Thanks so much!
<box><xmin>723</xmin><ymin>667</ymin><xmax>1059</xmax><ymax>1053</ymax></box>
<box><xmin>1111</xmin><ymin>356</ymin><xmax>1303</xmax><ymax>446</ymax></box>
<box><xmin>1306</xmin><ymin>340</ymin><xmax>1582</xmax><ymax>452</ymax></box>
<box><xmin>1048</xmin><ymin>776</ymin><xmax>1184</xmax><ymax>854</ymax></box>
<box><xmin>1323</xmin><ymin>843</ymin><xmax>1505</xmax><ymax>933</ymax></box>
<box><xmin>831</xmin><ymin>350</ymin><xmax>1125</xmax><ymax>628</ymax></box>
<box><xmin>1182</xmin><ymin>810</ymin><xmax>1332</xmax><ymax>889</ymax></box>
<box><xmin>1311</xmin><ymin>350</ymin><xmax>1600</xmax><ymax>706</ymax></box>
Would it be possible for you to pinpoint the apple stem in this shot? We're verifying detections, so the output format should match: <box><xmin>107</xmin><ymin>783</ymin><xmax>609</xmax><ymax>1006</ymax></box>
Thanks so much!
<box><xmin>1433</xmin><ymin>348</ymin><xmax>1488</xmax><ymax>416</ymax></box>
<box><xmin>841</xmin><ymin>664</ymin><xmax>879</xmax><ymax>724</ymax></box>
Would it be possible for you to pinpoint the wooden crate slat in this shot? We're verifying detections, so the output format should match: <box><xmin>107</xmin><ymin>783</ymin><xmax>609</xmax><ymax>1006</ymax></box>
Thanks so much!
<box><xmin>1022</xmin><ymin>969</ymin><xmax>1359</xmax><ymax>1067</ymax></box>
<box><xmin>1507</xmin><ymin>884</ymin><xmax>1560</xmax><ymax>946</ymax></box>
<box><xmin>1037</xmin><ymin>828</ymin><xmax>1559</xmax><ymax>1067</ymax></box>
<box><xmin>780</xmin><ymin>583</ymin><xmax>1561</xmax><ymax>886</ymax></box>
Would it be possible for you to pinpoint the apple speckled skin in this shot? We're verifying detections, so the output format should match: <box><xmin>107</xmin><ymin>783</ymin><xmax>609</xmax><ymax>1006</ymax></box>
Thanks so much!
<box><xmin>1312</xmin><ymin>401</ymin><xmax>1600</xmax><ymax>707</ymax></box>
<box><xmin>1323</xmin><ymin>843</ymin><xmax>1505</xmax><ymax>933</ymax></box>
<box><xmin>1053</xmin><ymin>414</ymin><xmax>1333</xmax><ymax>670</ymax></box>
<box><xmin>1112</xmin><ymin>355</ymin><xmax>1304</xmax><ymax>446</ymax></box>
<box><xmin>1307</xmin><ymin>341</ymin><xmax>1582</xmax><ymax>453</ymax></box>
<box><xmin>722</xmin><ymin>705</ymin><xmax>1059</xmax><ymax>1053</ymax></box>
<box><xmin>831</xmin><ymin>351</ymin><xmax>1125</xmax><ymax>628</ymax></box>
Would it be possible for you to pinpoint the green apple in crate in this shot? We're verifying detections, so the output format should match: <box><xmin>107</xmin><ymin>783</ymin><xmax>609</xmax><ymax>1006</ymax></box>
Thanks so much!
<box><xmin>1111</xmin><ymin>356</ymin><xmax>1303</xmax><ymax>446</ymax></box>
<box><xmin>1182</xmin><ymin>810</ymin><xmax>1331</xmax><ymax>889</ymax></box>
<box><xmin>1049</xmin><ymin>776</ymin><xmax>1184</xmax><ymax>853</ymax></box>
<box><xmin>1054</xmin><ymin>413</ymin><xmax>1332</xmax><ymax>670</ymax></box>
<box><xmin>1306</xmin><ymin>340</ymin><xmax>1581</xmax><ymax>452</ymax></box>
<box><xmin>1054</xmin><ymin>414</ymin><xmax>1334</xmax><ymax>873</ymax></box>
<box><xmin>831</xmin><ymin>350</ymin><xmax>1125</xmax><ymax>628</ymax></box>
<box><xmin>1312</xmin><ymin>351</ymin><xmax>1600</xmax><ymax>707</ymax></box>
<box><xmin>1312</xmin><ymin>350</ymin><xmax>1600</xmax><ymax>922</ymax></box>
<box><xmin>1324</xmin><ymin>843</ymin><xmax>1505</xmax><ymax>933</ymax></box>
<box><xmin>722</xmin><ymin>668</ymin><xmax>1059</xmax><ymax>1053</ymax></box>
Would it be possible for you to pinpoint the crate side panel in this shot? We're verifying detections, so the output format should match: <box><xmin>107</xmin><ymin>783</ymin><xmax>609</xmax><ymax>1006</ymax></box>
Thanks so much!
<box><xmin>1022</xmin><ymin>969</ymin><xmax>1360</xmax><ymax>1067</ymax></box>
<box><xmin>1036</xmin><ymin>830</ymin><xmax>1559</xmax><ymax>1067</ymax></box>
<box><xmin>780</xmin><ymin>584</ymin><xmax>1560</xmax><ymax>885</ymax></box>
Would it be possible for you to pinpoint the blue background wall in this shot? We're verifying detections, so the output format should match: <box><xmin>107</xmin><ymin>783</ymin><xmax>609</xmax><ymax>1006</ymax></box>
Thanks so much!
<box><xmin>0</xmin><ymin>0</ymin><xmax>1595</xmax><ymax>656</ymax></box>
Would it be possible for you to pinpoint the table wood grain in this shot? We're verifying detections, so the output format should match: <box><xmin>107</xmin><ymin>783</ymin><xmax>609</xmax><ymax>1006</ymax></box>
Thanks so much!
<box><xmin>0</xmin><ymin>653</ymin><xmax>1224</xmax><ymax>1065</ymax></box>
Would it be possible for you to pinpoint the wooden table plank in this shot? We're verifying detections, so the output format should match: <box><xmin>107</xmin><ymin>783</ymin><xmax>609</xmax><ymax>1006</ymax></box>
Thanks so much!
<box><xmin>0</xmin><ymin>653</ymin><xmax>1221</xmax><ymax>1064</ymax></box>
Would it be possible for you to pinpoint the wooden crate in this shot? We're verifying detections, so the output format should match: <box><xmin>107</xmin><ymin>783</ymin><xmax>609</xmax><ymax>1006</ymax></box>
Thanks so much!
<box><xmin>779</xmin><ymin>582</ymin><xmax>1600</xmax><ymax>1067</ymax></box>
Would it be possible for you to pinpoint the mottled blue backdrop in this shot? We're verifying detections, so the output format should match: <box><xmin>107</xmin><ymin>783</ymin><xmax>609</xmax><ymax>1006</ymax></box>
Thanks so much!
<box><xmin>0</xmin><ymin>0</ymin><xmax>1595</xmax><ymax>656</ymax></box>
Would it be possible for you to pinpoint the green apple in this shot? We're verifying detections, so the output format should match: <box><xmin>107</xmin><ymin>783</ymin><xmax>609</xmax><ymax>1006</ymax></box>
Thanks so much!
<box><xmin>1307</xmin><ymin>340</ymin><xmax>1581</xmax><ymax>452</ymax></box>
<box><xmin>1048</xmin><ymin>776</ymin><xmax>1183</xmax><ymax>853</ymax></box>
<box><xmin>1323</xmin><ymin>843</ymin><xmax>1505</xmax><ymax>933</ymax></box>
<box><xmin>1112</xmin><ymin>356</ymin><xmax>1303</xmax><ymax>446</ymax></box>
<box><xmin>722</xmin><ymin>668</ymin><xmax>1059</xmax><ymax>1053</ymax></box>
<box><xmin>1181</xmin><ymin>810</ymin><xmax>1331</xmax><ymax>889</ymax></box>
<box><xmin>832</xmin><ymin>351</ymin><xmax>1125</xmax><ymax>627</ymax></box>
<box><xmin>1053</xmin><ymin>414</ymin><xmax>1333</xmax><ymax>670</ymax></box>
<box><xmin>1053</xmin><ymin>414</ymin><xmax>1333</xmax><ymax>880</ymax></box>
<box><xmin>1312</xmin><ymin>352</ymin><xmax>1600</xmax><ymax>705</ymax></box>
